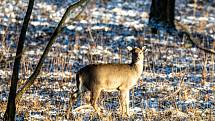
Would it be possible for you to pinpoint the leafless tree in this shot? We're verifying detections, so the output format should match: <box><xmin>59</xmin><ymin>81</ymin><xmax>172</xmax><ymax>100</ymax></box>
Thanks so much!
<box><xmin>3</xmin><ymin>0</ymin><xmax>90</xmax><ymax>120</ymax></box>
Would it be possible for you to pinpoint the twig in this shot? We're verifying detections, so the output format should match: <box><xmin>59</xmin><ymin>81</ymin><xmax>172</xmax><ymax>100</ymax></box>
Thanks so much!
<box><xmin>74</xmin><ymin>104</ymin><xmax>93</xmax><ymax>112</ymax></box>
<box><xmin>160</xmin><ymin>74</ymin><xmax>186</xmax><ymax>102</ymax></box>
<box><xmin>161</xmin><ymin>87</ymin><xmax>182</xmax><ymax>101</ymax></box>
<box><xmin>88</xmin><ymin>27</ymin><xmax>95</xmax><ymax>42</ymax></box>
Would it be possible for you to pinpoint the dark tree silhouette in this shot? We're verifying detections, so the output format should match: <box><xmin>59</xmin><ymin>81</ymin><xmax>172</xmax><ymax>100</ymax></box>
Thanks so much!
<box><xmin>149</xmin><ymin>0</ymin><xmax>176</xmax><ymax>34</ymax></box>
<box><xmin>4</xmin><ymin>0</ymin><xmax>35</xmax><ymax>120</ymax></box>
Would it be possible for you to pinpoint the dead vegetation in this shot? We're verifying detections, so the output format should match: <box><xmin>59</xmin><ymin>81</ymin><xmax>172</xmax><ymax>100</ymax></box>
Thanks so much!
<box><xmin>0</xmin><ymin>0</ymin><xmax>215</xmax><ymax>120</ymax></box>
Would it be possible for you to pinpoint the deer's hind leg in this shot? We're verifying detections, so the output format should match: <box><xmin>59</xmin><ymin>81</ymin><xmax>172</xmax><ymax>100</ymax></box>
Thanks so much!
<box><xmin>91</xmin><ymin>88</ymin><xmax>102</xmax><ymax>115</ymax></box>
<box><xmin>66</xmin><ymin>85</ymin><xmax>86</xmax><ymax>118</ymax></box>
<box><xmin>67</xmin><ymin>90</ymin><xmax>82</xmax><ymax>119</ymax></box>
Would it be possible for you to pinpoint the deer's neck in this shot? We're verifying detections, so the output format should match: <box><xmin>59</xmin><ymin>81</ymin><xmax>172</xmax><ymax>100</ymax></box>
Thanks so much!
<box><xmin>131</xmin><ymin>60</ymin><xmax>143</xmax><ymax>76</ymax></box>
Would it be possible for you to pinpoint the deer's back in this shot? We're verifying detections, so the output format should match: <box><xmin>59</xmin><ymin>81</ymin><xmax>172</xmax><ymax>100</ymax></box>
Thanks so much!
<box><xmin>78</xmin><ymin>64</ymin><xmax>140</xmax><ymax>90</ymax></box>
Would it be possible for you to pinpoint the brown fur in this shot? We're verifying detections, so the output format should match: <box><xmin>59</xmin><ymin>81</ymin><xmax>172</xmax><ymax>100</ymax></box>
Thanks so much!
<box><xmin>67</xmin><ymin>47</ymin><xmax>144</xmax><ymax>118</ymax></box>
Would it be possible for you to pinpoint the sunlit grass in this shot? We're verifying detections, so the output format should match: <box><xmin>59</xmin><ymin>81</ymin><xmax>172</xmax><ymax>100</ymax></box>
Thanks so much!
<box><xmin>0</xmin><ymin>0</ymin><xmax>215</xmax><ymax>120</ymax></box>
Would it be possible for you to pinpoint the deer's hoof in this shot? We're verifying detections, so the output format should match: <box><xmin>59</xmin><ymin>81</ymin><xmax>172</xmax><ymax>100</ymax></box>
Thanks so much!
<box><xmin>122</xmin><ymin>113</ymin><xmax>129</xmax><ymax>118</ymax></box>
<box><xmin>93</xmin><ymin>107</ymin><xmax>101</xmax><ymax>114</ymax></box>
<box><xmin>122</xmin><ymin>111</ymin><xmax>134</xmax><ymax>118</ymax></box>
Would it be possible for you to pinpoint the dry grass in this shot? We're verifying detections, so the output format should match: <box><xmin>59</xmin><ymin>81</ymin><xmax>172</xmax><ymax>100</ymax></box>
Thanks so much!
<box><xmin>0</xmin><ymin>0</ymin><xmax>215</xmax><ymax>120</ymax></box>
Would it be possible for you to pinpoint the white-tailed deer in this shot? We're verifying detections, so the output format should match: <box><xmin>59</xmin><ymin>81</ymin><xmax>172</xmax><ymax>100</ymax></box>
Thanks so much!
<box><xmin>67</xmin><ymin>47</ymin><xmax>145</xmax><ymax>118</ymax></box>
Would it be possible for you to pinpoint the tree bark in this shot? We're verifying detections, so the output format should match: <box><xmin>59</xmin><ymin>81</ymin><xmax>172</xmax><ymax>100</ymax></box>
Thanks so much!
<box><xmin>3</xmin><ymin>0</ymin><xmax>35</xmax><ymax>120</ymax></box>
<box><xmin>149</xmin><ymin>0</ymin><xmax>176</xmax><ymax>34</ymax></box>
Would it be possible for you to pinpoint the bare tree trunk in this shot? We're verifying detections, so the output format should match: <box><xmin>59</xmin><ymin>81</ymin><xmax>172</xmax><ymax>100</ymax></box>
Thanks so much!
<box><xmin>149</xmin><ymin>0</ymin><xmax>176</xmax><ymax>34</ymax></box>
<box><xmin>3</xmin><ymin>0</ymin><xmax>35</xmax><ymax>120</ymax></box>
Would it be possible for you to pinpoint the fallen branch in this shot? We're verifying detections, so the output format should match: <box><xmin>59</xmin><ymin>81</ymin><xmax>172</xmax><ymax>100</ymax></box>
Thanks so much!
<box><xmin>161</xmin><ymin>87</ymin><xmax>182</xmax><ymax>101</ymax></box>
<box><xmin>74</xmin><ymin>104</ymin><xmax>93</xmax><ymax>112</ymax></box>
<box><xmin>176</xmin><ymin>22</ymin><xmax>215</xmax><ymax>55</ymax></box>
<box><xmin>160</xmin><ymin>74</ymin><xmax>185</xmax><ymax>102</ymax></box>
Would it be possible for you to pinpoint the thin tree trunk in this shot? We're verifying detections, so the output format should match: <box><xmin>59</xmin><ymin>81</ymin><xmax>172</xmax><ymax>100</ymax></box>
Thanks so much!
<box><xmin>3</xmin><ymin>0</ymin><xmax>35</xmax><ymax>120</ymax></box>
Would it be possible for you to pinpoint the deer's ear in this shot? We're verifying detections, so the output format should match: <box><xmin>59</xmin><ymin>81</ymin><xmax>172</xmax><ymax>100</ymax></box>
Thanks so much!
<box><xmin>141</xmin><ymin>46</ymin><xmax>146</xmax><ymax>51</ymax></box>
<box><xmin>127</xmin><ymin>46</ymin><xmax>133</xmax><ymax>52</ymax></box>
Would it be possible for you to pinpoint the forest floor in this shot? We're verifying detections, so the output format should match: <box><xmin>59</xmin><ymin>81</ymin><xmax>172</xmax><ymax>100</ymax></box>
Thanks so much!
<box><xmin>0</xmin><ymin>0</ymin><xmax>215</xmax><ymax>120</ymax></box>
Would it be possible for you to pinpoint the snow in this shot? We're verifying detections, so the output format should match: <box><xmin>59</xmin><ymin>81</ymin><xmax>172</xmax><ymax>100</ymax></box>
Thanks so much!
<box><xmin>0</xmin><ymin>0</ymin><xmax>215</xmax><ymax>120</ymax></box>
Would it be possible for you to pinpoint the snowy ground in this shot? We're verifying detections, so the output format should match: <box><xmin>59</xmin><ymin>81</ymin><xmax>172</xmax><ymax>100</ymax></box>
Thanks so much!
<box><xmin>0</xmin><ymin>0</ymin><xmax>215</xmax><ymax>120</ymax></box>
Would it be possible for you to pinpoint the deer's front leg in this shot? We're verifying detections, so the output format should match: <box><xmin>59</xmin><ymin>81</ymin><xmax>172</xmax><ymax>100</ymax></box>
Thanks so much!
<box><xmin>120</xmin><ymin>89</ymin><xmax>130</xmax><ymax>117</ymax></box>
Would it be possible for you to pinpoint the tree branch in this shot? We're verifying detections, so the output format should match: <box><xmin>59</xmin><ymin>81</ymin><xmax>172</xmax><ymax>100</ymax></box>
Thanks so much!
<box><xmin>176</xmin><ymin>22</ymin><xmax>215</xmax><ymax>55</ymax></box>
<box><xmin>15</xmin><ymin>0</ymin><xmax>90</xmax><ymax>103</ymax></box>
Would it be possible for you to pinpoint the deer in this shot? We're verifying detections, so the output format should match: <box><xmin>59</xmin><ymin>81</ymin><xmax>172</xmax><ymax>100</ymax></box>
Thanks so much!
<box><xmin>67</xmin><ymin>47</ymin><xmax>145</xmax><ymax>118</ymax></box>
